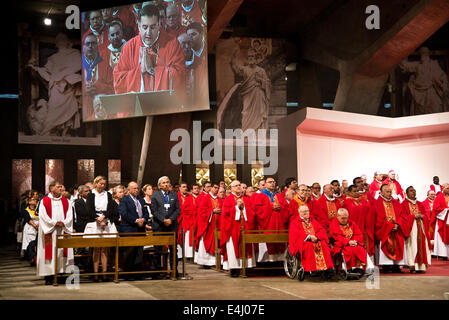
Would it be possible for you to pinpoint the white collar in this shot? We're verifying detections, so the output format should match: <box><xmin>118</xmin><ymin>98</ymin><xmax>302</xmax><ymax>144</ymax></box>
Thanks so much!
<box><xmin>108</xmin><ymin>39</ymin><xmax>126</xmax><ymax>52</ymax></box>
<box><xmin>90</xmin><ymin>24</ymin><xmax>104</xmax><ymax>36</ymax></box>
<box><xmin>182</xmin><ymin>0</ymin><xmax>195</xmax><ymax>12</ymax></box>
<box><xmin>375</xmin><ymin>179</ymin><xmax>382</xmax><ymax>183</ymax></box>
<box><xmin>406</xmin><ymin>197</ymin><xmax>417</xmax><ymax>205</ymax></box>
<box><xmin>209</xmin><ymin>192</ymin><xmax>217</xmax><ymax>199</ymax></box>
<box><xmin>49</xmin><ymin>193</ymin><xmax>61</xmax><ymax>201</ymax></box>
<box><xmin>334</xmin><ymin>194</ymin><xmax>342</xmax><ymax>198</ymax></box>
<box><xmin>186</xmin><ymin>54</ymin><xmax>195</xmax><ymax>67</ymax></box>
<box><xmin>192</xmin><ymin>39</ymin><xmax>205</xmax><ymax>57</ymax></box>
<box><xmin>380</xmin><ymin>194</ymin><xmax>392</xmax><ymax>202</ymax></box>
<box><xmin>324</xmin><ymin>194</ymin><xmax>335</xmax><ymax>201</ymax></box>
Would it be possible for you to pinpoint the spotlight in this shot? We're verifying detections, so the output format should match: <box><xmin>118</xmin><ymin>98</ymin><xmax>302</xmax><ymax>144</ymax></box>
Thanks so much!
<box><xmin>44</xmin><ymin>18</ymin><xmax>52</xmax><ymax>26</ymax></box>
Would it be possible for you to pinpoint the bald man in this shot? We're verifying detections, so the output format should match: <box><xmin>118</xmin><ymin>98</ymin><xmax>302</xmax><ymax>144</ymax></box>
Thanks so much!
<box><xmin>330</xmin><ymin>208</ymin><xmax>374</xmax><ymax>274</ymax></box>
<box><xmin>289</xmin><ymin>205</ymin><xmax>334</xmax><ymax>278</ymax></box>
<box><xmin>313</xmin><ymin>184</ymin><xmax>341</xmax><ymax>232</ymax></box>
<box><xmin>220</xmin><ymin>180</ymin><xmax>256</xmax><ymax>277</ymax></box>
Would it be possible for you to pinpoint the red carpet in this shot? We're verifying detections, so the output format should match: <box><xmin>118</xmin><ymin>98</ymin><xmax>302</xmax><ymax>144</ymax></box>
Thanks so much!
<box><xmin>381</xmin><ymin>257</ymin><xmax>449</xmax><ymax>277</ymax></box>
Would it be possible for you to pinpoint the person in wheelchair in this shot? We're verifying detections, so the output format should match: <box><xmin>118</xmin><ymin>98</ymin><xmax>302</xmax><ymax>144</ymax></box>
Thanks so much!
<box><xmin>289</xmin><ymin>205</ymin><xmax>335</xmax><ymax>279</ymax></box>
<box><xmin>329</xmin><ymin>208</ymin><xmax>374</xmax><ymax>277</ymax></box>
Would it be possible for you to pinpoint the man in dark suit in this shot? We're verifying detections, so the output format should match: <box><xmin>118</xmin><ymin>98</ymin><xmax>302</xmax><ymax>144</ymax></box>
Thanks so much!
<box><xmin>151</xmin><ymin>176</ymin><xmax>180</xmax><ymax>276</ymax></box>
<box><xmin>72</xmin><ymin>185</ymin><xmax>90</xmax><ymax>233</ymax></box>
<box><xmin>118</xmin><ymin>181</ymin><xmax>150</xmax><ymax>277</ymax></box>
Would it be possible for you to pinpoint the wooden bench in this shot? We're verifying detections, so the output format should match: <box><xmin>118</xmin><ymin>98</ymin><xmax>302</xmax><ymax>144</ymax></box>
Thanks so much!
<box><xmin>53</xmin><ymin>231</ymin><xmax>177</xmax><ymax>286</ymax></box>
<box><xmin>240</xmin><ymin>230</ymin><xmax>289</xmax><ymax>277</ymax></box>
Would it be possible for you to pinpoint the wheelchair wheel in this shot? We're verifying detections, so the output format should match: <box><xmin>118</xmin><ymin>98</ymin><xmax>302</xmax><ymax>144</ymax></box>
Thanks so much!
<box><xmin>297</xmin><ymin>266</ymin><xmax>305</xmax><ymax>281</ymax></box>
<box><xmin>338</xmin><ymin>268</ymin><xmax>348</xmax><ymax>280</ymax></box>
<box><xmin>283</xmin><ymin>246</ymin><xmax>299</xmax><ymax>279</ymax></box>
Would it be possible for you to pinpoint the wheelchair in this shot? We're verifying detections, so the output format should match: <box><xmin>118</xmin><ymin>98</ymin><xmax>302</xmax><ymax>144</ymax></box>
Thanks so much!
<box><xmin>329</xmin><ymin>237</ymin><xmax>366</xmax><ymax>281</ymax></box>
<box><xmin>283</xmin><ymin>244</ymin><xmax>305</xmax><ymax>281</ymax></box>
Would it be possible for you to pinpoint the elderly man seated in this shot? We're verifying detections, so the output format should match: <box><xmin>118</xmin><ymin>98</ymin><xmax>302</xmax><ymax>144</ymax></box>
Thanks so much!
<box><xmin>289</xmin><ymin>205</ymin><xmax>335</xmax><ymax>279</ymax></box>
<box><xmin>329</xmin><ymin>208</ymin><xmax>375</xmax><ymax>275</ymax></box>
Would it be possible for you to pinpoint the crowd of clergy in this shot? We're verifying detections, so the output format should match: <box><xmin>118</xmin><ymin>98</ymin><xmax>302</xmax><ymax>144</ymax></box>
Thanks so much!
<box><xmin>16</xmin><ymin>170</ymin><xmax>449</xmax><ymax>284</ymax></box>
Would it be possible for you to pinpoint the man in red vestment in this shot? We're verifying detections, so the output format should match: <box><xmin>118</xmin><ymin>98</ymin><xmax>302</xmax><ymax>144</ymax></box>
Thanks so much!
<box><xmin>432</xmin><ymin>183</ymin><xmax>449</xmax><ymax>259</ymax></box>
<box><xmin>179</xmin><ymin>0</ymin><xmax>206</xmax><ymax>27</ymax></box>
<box><xmin>331</xmin><ymin>180</ymin><xmax>345</xmax><ymax>206</ymax></box>
<box><xmin>99</xmin><ymin>21</ymin><xmax>127</xmax><ymax>72</ymax></box>
<box><xmin>220</xmin><ymin>180</ymin><xmax>256</xmax><ymax>277</ymax></box>
<box><xmin>185</xmin><ymin>22</ymin><xmax>208</xmax><ymax>108</ymax></box>
<box><xmin>83</xmin><ymin>11</ymin><xmax>109</xmax><ymax>53</ymax></box>
<box><xmin>252</xmin><ymin>178</ymin><xmax>288</xmax><ymax>262</ymax></box>
<box><xmin>82</xmin><ymin>34</ymin><xmax>114</xmax><ymax>121</ymax></box>
<box><xmin>195</xmin><ymin>183</ymin><xmax>223</xmax><ymax>267</ymax></box>
<box><xmin>113</xmin><ymin>4</ymin><xmax>186</xmax><ymax>103</ymax></box>
<box><xmin>330</xmin><ymin>208</ymin><xmax>373</xmax><ymax>273</ymax></box>
<box><xmin>422</xmin><ymin>190</ymin><xmax>436</xmax><ymax>239</ymax></box>
<box><xmin>343</xmin><ymin>185</ymin><xmax>375</xmax><ymax>257</ymax></box>
<box><xmin>383</xmin><ymin>170</ymin><xmax>405</xmax><ymax>202</ymax></box>
<box><xmin>313</xmin><ymin>184</ymin><xmax>341</xmax><ymax>232</ymax></box>
<box><xmin>369</xmin><ymin>171</ymin><xmax>384</xmax><ymax>200</ymax></box>
<box><xmin>176</xmin><ymin>182</ymin><xmax>192</xmax><ymax>258</ymax></box>
<box><xmin>166</xmin><ymin>4</ymin><xmax>187</xmax><ymax>39</ymax></box>
<box><xmin>373</xmin><ymin>184</ymin><xmax>408</xmax><ymax>273</ymax></box>
<box><xmin>401</xmin><ymin>186</ymin><xmax>431</xmax><ymax>272</ymax></box>
<box><xmin>281</xmin><ymin>177</ymin><xmax>298</xmax><ymax>197</ymax></box>
<box><xmin>289</xmin><ymin>205</ymin><xmax>334</xmax><ymax>278</ymax></box>
<box><xmin>354</xmin><ymin>177</ymin><xmax>369</xmax><ymax>201</ymax></box>
<box><xmin>178</xmin><ymin>184</ymin><xmax>200</xmax><ymax>260</ymax></box>
<box><xmin>289</xmin><ymin>184</ymin><xmax>314</xmax><ymax>225</ymax></box>
<box><xmin>311</xmin><ymin>182</ymin><xmax>321</xmax><ymax>201</ymax></box>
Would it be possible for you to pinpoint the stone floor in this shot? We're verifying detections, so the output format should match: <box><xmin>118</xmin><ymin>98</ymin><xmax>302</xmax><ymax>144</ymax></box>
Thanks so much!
<box><xmin>1</xmin><ymin>245</ymin><xmax>448</xmax><ymax>300</ymax></box>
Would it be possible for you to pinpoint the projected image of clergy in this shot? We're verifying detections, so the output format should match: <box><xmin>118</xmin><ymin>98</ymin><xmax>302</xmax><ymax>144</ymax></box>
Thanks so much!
<box><xmin>113</xmin><ymin>4</ymin><xmax>186</xmax><ymax>100</ymax></box>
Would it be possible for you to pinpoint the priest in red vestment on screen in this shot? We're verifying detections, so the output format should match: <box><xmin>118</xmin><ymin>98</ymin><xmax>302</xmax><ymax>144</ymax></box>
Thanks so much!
<box><xmin>373</xmin><ymin>184</ymin><xmax>408</xmax><ymax>272</ymax></box>
<box><xmin>432</xmin><ymin>183</ymin><xmax>449</xmax><ymax>258</ymax></box>
<box><xmin>401</xmin><ymin>186</ymin><xmax>431</xmax><ymax>273</ymax></box>
<box><xmin>113</xmin><ymin>4</ymin><xmax>186</xmax><ymax>103</ymax></box>
<box><xmin>289</xmin><ymin>205</ymin><xmax>334</xmax><ymax>277</ymax></box>
<box><xmin>195</xmin><ymin>183</ymin><xmax>223</xmax><ymax>267</ymax></box>
<box><xmin>82</xmin><ymin>34</ymin><xmax>114</xmax><ymax>121</ymax></box>
<box><xmin>220</xmin><ymin>180</ymin><xmax>256</xmax><ymax>277</ymax></box>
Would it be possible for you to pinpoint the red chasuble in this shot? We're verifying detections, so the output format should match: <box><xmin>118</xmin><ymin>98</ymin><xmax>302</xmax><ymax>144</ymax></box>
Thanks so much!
<box><xmin>42</xmin><ymin>196</ymin><xmax>69</xmax><ymax>260</ymax></box>
<box><xmin>176</xmin><ymin>192</ymin><xmax>189</xmax><ymax>244</ymax></box>
<box><xmin>433</xmin><ymin>193</ymin><xmax>449</xmax><ymax>244</ymax></box>
<box><xmin>369</xmin><ymin>179</ymin><xmax>382</xmax><ymax>199</ymax></box>
<box><xmin>288</xmin><ymin>216</ymin><xmax>334</xmax><ymax>272</ymax></box>
<box><xmin>179</xmin><ymin>0</ymin><xmax>205</xmax><ymax>27</ymax></box>
<box><xmin>82</xmin><ymin>54</ymin><xmax>114</xmax><ymax>121</ymax></box>
<box><xmin>313</xmin><ymin>195</ymin><xmax>341</xmax><ymax>231</ymax></box>
<box><xmin>113</xmin><ymin>32</ymin><xmax>186</xmax><ymax>102</ymax></box>
<box><xmin>196</xmin><ymin>194</ymin><xmax>223</xmax><ymax>254</ymax></box>
<box><xmin>373</xmin><ymin>197</ymin><xmax>407</xmax><ymax>261</ymax></box>
<box><xmin>252</xmin><ymin>192</ymin><xmax>289</xmax><ymax>255</ymax></box>
<box><xmin>343</xmin><ymin>196</ymin><xmax>375</xmax><ymax>256</ymax></box>
<box><xmin>178</xmin><ymin>194</ymin><xmax>198</xmax><ymax>246</ymax></box>
<box><xmin>401</xmin><ymin>199</ymin><xmax>431</xmax><ymax>265</ymax></box>
<box><xmin>422</xmin><ymin>198</ymin><xmax>435</xmax><ymax>240</ymax></box>
<box><xmin>220</xmin><ymin>194</ymin><xmax>256</xmax><ymax>262</ymax></box>
<box><xmin>329</xmin><ymin>218</ymin><xmax>367</xmax><ymax>269</ymax></box>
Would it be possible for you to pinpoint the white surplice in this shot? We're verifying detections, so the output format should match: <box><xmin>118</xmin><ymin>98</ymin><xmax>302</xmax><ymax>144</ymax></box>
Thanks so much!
<box><xmin>36</xmin><ymin>194</ymin><xmax>74</xmax><ymax>276</ymax></box>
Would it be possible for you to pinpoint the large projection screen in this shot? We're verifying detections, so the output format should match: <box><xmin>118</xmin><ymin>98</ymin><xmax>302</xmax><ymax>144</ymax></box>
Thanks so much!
<box><xmin>81</xmin><ymin>1</ymin><xmax>209</xmax><ymax>121</ymax></box>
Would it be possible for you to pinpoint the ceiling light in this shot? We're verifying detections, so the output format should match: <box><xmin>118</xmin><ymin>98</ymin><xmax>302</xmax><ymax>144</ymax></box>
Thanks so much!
<box><xmin>44</xmin><ymin>18</ymin><xmax>52</xmax><ymax>26</ymax></box>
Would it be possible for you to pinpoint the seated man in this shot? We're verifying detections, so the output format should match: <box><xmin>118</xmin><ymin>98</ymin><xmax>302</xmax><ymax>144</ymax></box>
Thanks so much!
<box><xmin>329</xmin><ymin>208</ymin><xmax>374</xmax><ymax>275</ymax></box>
<box><xmin>289</xmin><ymin>205</ymin><xmax>334</xmax><ymax>278</ymax></box>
